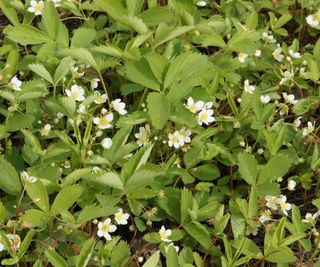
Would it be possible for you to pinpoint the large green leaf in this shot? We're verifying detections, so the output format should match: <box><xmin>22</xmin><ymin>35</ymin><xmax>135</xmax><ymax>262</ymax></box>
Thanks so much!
<box><xmin>42</xmin><ymin>1</ymin><xmax>60</xmax><ymax>39</ymax></box>
<box><xmin>237</xmin><ymin>152</ymin><xmax>258</xmax><ymax>185</ymax></box>
<box><xmin>147</xmin><ymin>92</ymin><xmax>171</xmax><ymax>129</ymax></box>
<box><xmin>0</xmin><ymin>158</ymin><xmax>22</xmax><ymax>195</ymax></box>
<box><xmin>26</xmin><ymin>180</ymin><xmax>50</xmax><ymax>213</ymax></box>
<box><xmin>3</xmin><ymin>25</ymin><xmax>51</xmax><ymax>45</ymax></box>
<box><xmin>51</xmin><ymin>185</ymin><xmax>83</xmax><ymax>215</ymax></box>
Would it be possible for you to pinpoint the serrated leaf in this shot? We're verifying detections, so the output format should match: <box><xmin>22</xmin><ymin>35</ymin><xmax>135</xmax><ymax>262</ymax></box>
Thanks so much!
<box><xmin>28</xmin><ymin>64</ymin><xmax>53</xmax><ymax>84</ymax></box>
<box><xmin>0</xmin><ymin>158</ymin><xmax>22</xmax><ymax>195</ymax></box>
<box><xmin>26</xmin><ymin>180</ymin><xmax>50</xmax><ymax>213</ymax></box>
<box><xmin>42</xmin><ymin>1</ymin><xmax>60</xmax><ymax>39</ymax></box>
<box><xmin>45</xmin><ymin>249</ymin><xmax>68</xmax><ymax>267</ymax></box>
<box><xmin>71</xmin><ymin>28</ymin><xmax>96</xmax><ymax>48</ymax></box>
<box><xmin>3</xmin><ymin>25</ymin><xmax>51</xmax><ymax>45</ymax></box>
<box><xmin>237</xmin><ymin>152</ymin><xmax>258</xmax><ymax>185</ymax></box>
<box><xmin>147</xmin><ymin>92</ymin><xmax>171</xmax><ymax>129</ymax></box>
<box><xmin>76</xmin><ymin>239</ymin><xmax>95</xmax><ymax>267</ymax></box>
<box><xmin>51</xmin><ymin>185</ymin><xmax>83</xmax><ymax>215</ymax></box>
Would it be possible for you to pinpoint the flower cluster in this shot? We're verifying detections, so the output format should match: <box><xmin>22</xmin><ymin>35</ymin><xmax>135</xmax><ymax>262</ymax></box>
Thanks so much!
<box><xmin>97</xmin><ymin>209</ymin><xmax>129</xmax><ymax>241</ymax></box>
<box><xmin>168</xmin><ymin>127</ymin><xmax>191</xmax><ymax>149</ymax></box>
<box><xmin>185</xmin><ymin>97</ymin><xmax>215</xmax><ymax>125</ymax></box>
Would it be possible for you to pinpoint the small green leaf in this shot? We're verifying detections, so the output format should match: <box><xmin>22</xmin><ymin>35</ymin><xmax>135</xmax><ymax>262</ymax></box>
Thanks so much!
<box><xmin>142</xmin><ymin>251</ymin><xmax>160</xmax><ymax>267</ymax></box>
<box><xmin>28</xmin><ymin>64</ymin><xmax>53</xmax><ymax>84</ymax></box>
<box><xmin>76</xmin><ymin>239</ymin><xmax>95</xmax><ymax>267</ymax></box>
<box><xmin>45</xmin><ymin>249</ymin><xmax>68</xmax><ymax>267</ymax></box>
<box><xmin>26</xmin><ymin>180</ymin><xmax>50</xmax><ymax>213</ymax></box>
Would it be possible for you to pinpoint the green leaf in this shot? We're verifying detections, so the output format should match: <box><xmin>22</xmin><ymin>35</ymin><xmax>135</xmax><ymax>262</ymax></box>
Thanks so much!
<box><xmin>0</xmin><ymin>158</ymin><xmax>22</xmax><ymax>195</ymax></box>
<box><xmin>17</xmin><ymin>230</ymin><xmax>34</xmax><ymax>259</ymax></box>
<box><xmin>181</xmin><ymin>188</ymin><xmax>193</xmax><ymax>224</ymax></box>
<box><xmin>125</xmin><ymin>58</ymin><xmax>160</xmax><ymax>91</ymax></box>
<box><xmin>183</xmin><ymin>222</ymin><xmax>211</xmax><ymax>249</ymax></box>
<box><xmin>26</xmin><ymin>180</ymin><xmax>50</xmax><ymax>213</ymax></box>
<box><xmin>166</xmin><ymin>246</ymin><xmax>179</xmax><ymax>266</ymax></box>
<box><xmin>62</xmin><ymin>48</ymin><xmax>98</xmax><ymax>69</ymax></box>
<box><xmin>164</xmin><ymin>52</ymin><xmax>207</xmax><ymax>89</ymax></box>
<box><xmin>94</xmin><ymin>0</ymin><xmax>127</xmax><ymax>21</ymax></box>
<box><xmin>3</xmin><ymin>25</ymin><xmax>51</xmax><ymax>45</ymax></box>
<box><xmin>257</xmin><ymin>155</ymin><xmax>291</xmax><ymax>185</ymax></box>
<box><xmin>125</xmin><ymin>165</ymin><xmax>163</xmax><ymax>194</ymax></box>
<box><xmin>51</xmin><ymin>185</ymin><xmax>83</xmax><ymax>215</ymax></box>
<box><xmin>93</xmin><ymin>172</ymin><xmax>124</xmax><ymax>191</ymax></box>
<box><xmin>274</xmin><ymin>14</ymin><xmax>292</xmax><ymax>29</ymax></box>
<box><xmin>237</xmin><ymin>152</ymin><xmax>258</xmax><ymax>185</ymax></box>
<box><xmin>0</xmin><ymin>1</ymin><xmax>19</xmax><ymax>25</ymax></box>
<box><xmin>154</xmin><ymin>23</ymin><xmax>193</xmax><ymax>47</ymax></box>
<box><xmin>6</xmin><ymin>113</ymin><xmax>35</xmax><ymax>132</ymax></box>
<box><xmin>71</xmin><ymin>28</ymin><xmax>96</xmax><ymax>48</ymax></box>
<box><xmin>45</xmin><ymin>249</ymin><xmax>68</xmax><ymax>267</ymax></box>
<box><xmin>191</xmin><ymin>164</ymin><xmax>220</xmax><ymax>181</ymax></box>
<box><xmin>62</xmin><ymin>168</ymin><xmax>92</xmax><ymax>186</ymax></box>
<box><xmin>53</xmin><ymin>57</ymin><xmax>73</xmax><ymax>85</ymax></box>
<box><xmin>308</xmin><ymin>60</ymin><xmax>319</xmax><ymax>82</ymax></box>
<box><xmin>147</xmin><ymin>92</ymin><xmax>171</xmax><ymax>129</ymax></box>
<box><xmin>142</xmin><ymin>251</ymin><xmax>160</xmax><ymax>267</ymax></box>
<box><xmin>42</xmin><ymin>1</ymin><xmax>60</xmax><ymax>39</ymax></box>
<box><xmin>76</xmin><ymin>239</ymin><xmax>95</xmax><ymax>267</ymax></box>
<box><xmin>28</xmin><ymin>64</ymin><xmax>54</xmax><ymax>84</ymax></box>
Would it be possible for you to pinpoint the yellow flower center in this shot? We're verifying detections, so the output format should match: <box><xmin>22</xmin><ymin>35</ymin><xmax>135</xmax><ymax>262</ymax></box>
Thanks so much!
<box><xmin>99</xmin><ymin>117</ymin><xmax>108</xmax><ymax>126</ymax></box>
<box><xmin>35</xmin><ymin>4</ymin><xmax>42</xmax><ymax>11</ymax></box>
<box><xmin>101</xmin><ymin>224</ymin><xmax>109</xmax><ymax>233</ymax></box>
<box><xmin>160</xmin><ymin>232</ymin><xmax>167</xmax><ymax>239</ymax></box>
<box><xmin>71</xmin><ymin>92</ymin><xmax>79</xmax><ymax>100</ymax></box>
<box><xmin>172</xmin><ymin>136</ymin><xmax>179</xmax><ymax>143</ymax></box>
<box><xmin>200</xmin><ymin>113</ymin><xmax>208</xmax><ymax>121</ymax></box>
<box><xmin>116</xmin><ymin>214</ymin><xmax>123</xmax><ymax>221</ymax></box>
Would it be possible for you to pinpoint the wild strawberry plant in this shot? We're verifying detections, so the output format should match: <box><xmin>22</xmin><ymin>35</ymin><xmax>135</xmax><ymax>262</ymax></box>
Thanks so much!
<box><xmin>0</xmin><ymin>0</ymin><xmax>319</xmax><ymax>266</ymax></box>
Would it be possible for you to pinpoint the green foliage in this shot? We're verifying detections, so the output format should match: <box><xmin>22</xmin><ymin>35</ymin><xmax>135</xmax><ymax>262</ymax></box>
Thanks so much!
<box><xmin>0</xmin><ymin>0</ymin><xmax>319</xmax><ymax>266</ymax></box>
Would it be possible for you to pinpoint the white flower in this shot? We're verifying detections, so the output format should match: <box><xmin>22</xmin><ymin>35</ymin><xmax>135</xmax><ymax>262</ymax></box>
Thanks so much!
<box><xmin>254</xmin><ymin>50</ymin><xmax>261</xmax><ymax>57</ymax></box>
<box><xmin>50</xmin><ymin>0</ymin><xmax>61</xmax><ymax>7</ymax></box>
<box><xmin>165</xmin><ymin>243</ymin><xmax>179</xmax><ymax>253</ymax></box>
<box><xmin>282</xmin><ymin>92</ymin><xmax>298</xmax><ymax>105</ymax></box>
<box><xmin>71</xmin><ymin>66</ymin><xmax>84</xmax><ymax>78</ymax></box>
<box><xmin>288</xmin><ymin>49</ymin><xmax>301</xmax><ymax>59</ymax></box>
<box><xmin>91</xmin><ymin>78</ymin><xmax>100</xmax><ymax>89</ymax></box>
<box><xmin>57</xmin><ymin>112</ymin><xmax>64</xmax><ymax>119</ymax></box>
<box><xmin>278</xmin><ymin>103</ymin><xmax>289</xmax><ymax>116</ymax></box>
<box><xmin>299</xmin><ymin>67</ymin><xmax>308</xmax><ymax>79</ymax></box>
<box><xmin>287</xmin><ymin>180</ymin><xmax>296</xmax><ymax>191</ymax></box>
<box><xmin>276</xmin><ymin>195</ymin><xmax>291</xmax><ymax>216</ymax></box>
<box><xmin>101</xmin><ymin>138</ymin><xmax>112</xmax><ymax>149</ymax></box>
<box><xmin>77</xmin><ymin>104</ymin><xmax>86</xmax><ymax>114</ymax></box>
<box><xmin>260</xmin><ymin>95</ymin><xmax>271</xmax><ymax>104</ymax></box>
<box><xmin>93</xmin><ymin>113</ymin><xmax>113</xmax><ymax>129</ymax></box>
<box><xmin>302</xmin><ymin>121</ymin><xmax>315</xmax><ymax>137</ymax></box>
<box><xmin>265</xmin><ymin>195</ymin><xmax>278</xmax><ymax>211</ymax></box>
<box><xmin>279</xmin><ymin>70</ymin><xmax>294</xmax><ymax>85</ymax></box>
<box><xmin>0</xmin><ymin>242</ymin><xmax>4</xmax><ymax>252</ymax></box>
<box><xmin>159</xmin><ymin>226</ymin><xmax>172</xmax><ymax>242</ymax></box>
<box><xmin>20</xmin><ymin>171</ymin><xmax>37</xmax><ymax>184</ymax></box>
<box><xmin>302</xmin><ymin>213</ymin><xmax>318</xmax><ymax>224</ymax></box>
<box><xmin>259</xmin><ymin>209</ymin><xmax>272</xmax><ymax>224</ymax></box>
<box><xmin>168</xmin><ymin>131</ymin><xmax>184</xmax><ymax>149</ymax></box>
<box><xmin>306</xmin><ymin>10</ymin><xmax>320</xmax><ymax>28</ymax></box>
<box><xmin>238</xmin><ymin>52</ymin><xmax>248</xmax><ymax>63</ymax></box>
<box><xmin>262</xmin><ymin>32</ymin><xmax>276</xmax><ymax>43</ymax></box>
<box><xmin>197</xmin><ymin>108</ymin><xmax>215</xmax><ymax>125</ymax></box>
<box><xmin>97</xmin><ymin>218</ymin><xmax>117</xmax><ymax>241</ymax></box>
<box><xmin>93</xmin><ymin>92</ymin><xmax>107</xmax><ymax>104</ymax></box>
<box><xmin>6</xmin><ymin>234</ymin><xmax>21</xmax><ymax>251</ymax></box>
<box><xmin>41</xmin><ymin>123</ymin><xmax>51</xmax><ymax>136</ymax></box>
<box><xmin>10</xmin><ymin>75</ymin><xmax>22</xmax><ymax>91</ymax></box>
<box><xmin>185</xmin><ymin>97</ymin><xmax>204</xmax><ymax>113</ymax></box>
<box><xmin>179</xmin><ymin>127</ymin><xmax>191</xmax><ymax>144</ymax></box>
<box><xmin>293</xmin><ymin>116</ymin><xmax>302</xmax><ymax>130</ymax></box>
<box><xmin>66</xmin><ymin>85</ymin><xmax>85</xmax><ymax>101</ymax></box>
<box><xmin>135</xmin><ymin>124</ymin><xmax>151</xmax><ymax>146</ymax></box>
<box><xmin>243</xmin><ymin>80</ymin><xmax>255</xmax><ymax>94</ymax></box>
<box><xmin>196</xmin><ymin>1</ymin><xmax>206</xmax><ymax>7</ymax></box>
<box><xmin>28</xmin><ymin>0</ymin><xmax>44</xmax><ymax>15</ymax></box>
<box><xmin>272</xmin><ymin>46</ymin><xmax>284</xmax><ymax>62</ymax></box>
<box><xmin>111</xmin><ymin>99</ymin><xmax>127</xmax><ymax>115</ymax></box>
<box><xmin>114</xmin><ymin>208</ymin><xmax>130</xmax><ymax>225</ymax></box>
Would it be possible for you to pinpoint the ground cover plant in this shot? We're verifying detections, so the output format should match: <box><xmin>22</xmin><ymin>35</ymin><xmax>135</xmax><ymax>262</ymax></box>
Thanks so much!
<box><xmin>0</xmin><ymin>0</ymin><xmax>319</xmax><ymax>266</ymax></box>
